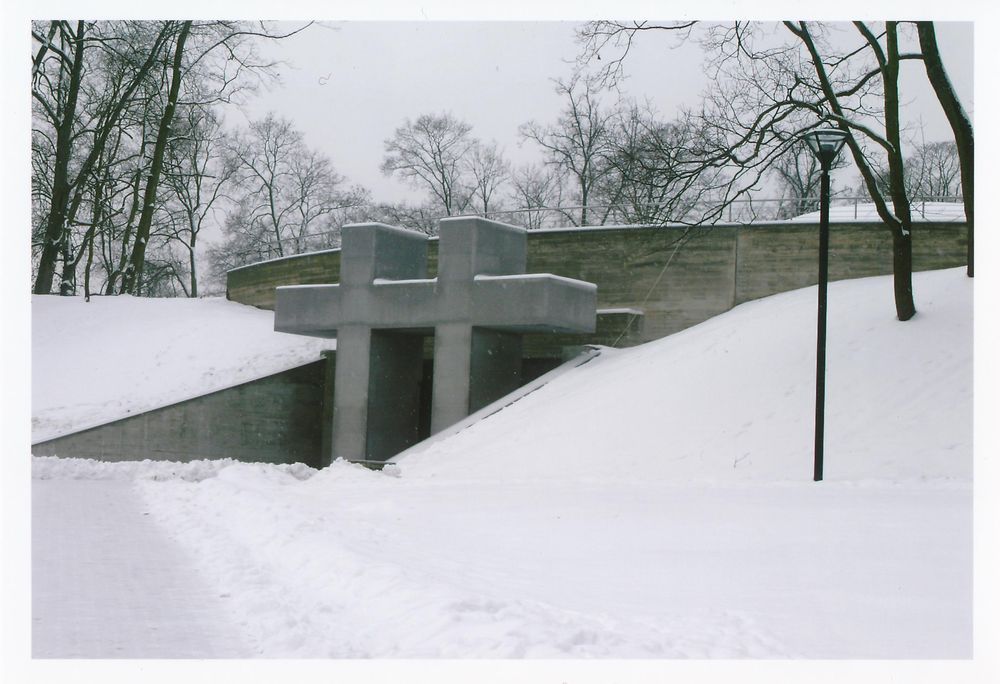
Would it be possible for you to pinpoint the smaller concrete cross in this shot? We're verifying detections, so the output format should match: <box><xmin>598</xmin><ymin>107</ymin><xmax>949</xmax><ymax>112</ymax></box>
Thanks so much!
<box><xmin>275</xmin><ymin>217</ymin><xmax>596</xmax><ymax>464</ymax></box>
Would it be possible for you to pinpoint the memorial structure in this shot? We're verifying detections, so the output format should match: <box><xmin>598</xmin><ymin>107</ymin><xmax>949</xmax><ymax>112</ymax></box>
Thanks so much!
<box><xmin>274</xmin><ymin>216</ymin><xmax>598</xmax><ymax>465</ymax></box>
<box><xmin>34</xmin><ymin>214</ymin><xmax>968</xmax><ymax>467</ymax></box>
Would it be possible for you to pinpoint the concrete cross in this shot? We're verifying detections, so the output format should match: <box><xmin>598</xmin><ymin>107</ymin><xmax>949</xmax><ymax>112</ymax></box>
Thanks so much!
<box><xmin>275</xmin><ymin>216</ymin><xmax>597</xmax><ymax>465</ymax></box>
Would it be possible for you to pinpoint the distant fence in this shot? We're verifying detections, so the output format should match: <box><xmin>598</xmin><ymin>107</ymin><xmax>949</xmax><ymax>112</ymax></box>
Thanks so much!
<box><xmin>477</xmin><ymin>195</ymin><xmax>966</xmax><ymax>228</ymax></box>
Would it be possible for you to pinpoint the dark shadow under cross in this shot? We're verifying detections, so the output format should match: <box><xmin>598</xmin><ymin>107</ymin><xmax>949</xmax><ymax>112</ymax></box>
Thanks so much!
<box><xmin>275</xmin><ymin>217</ymin><xmax>597</xmax><ymax>465</ymax></box>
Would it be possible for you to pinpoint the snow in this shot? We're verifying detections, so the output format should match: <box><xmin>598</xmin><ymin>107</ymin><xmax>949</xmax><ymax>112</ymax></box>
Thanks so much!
<box><xmin>474</xmin><ymin>273</ymin><xmax>598</xmax><ymax>289</ymax></box>
<box><xmin>371</xmin><ymin>277</ymin><xmax>430</xmax><ymax>284</ymax></box>
<box><xmin>785</xmin><ymin>200</ymin><xmax>966</xmax><ymax>223</ymax></box>
<box><xmin>396</xmin><ymin>267</ymin><xmax>971</xmax><ymax>483</ymax></box>
<box><xmin>30</xmin><ymin>268</ymin><xmax>974</xmax><ymax>661</ymax></box>
<box><xmin>32</xmin><ymin>479</ymin><xmax>250</xmax><ymax>658</ymax></box>
<box><xmin>31</xmin><ymin>295</ymin><xmax>335</xmax><ymax>442</ymax></box>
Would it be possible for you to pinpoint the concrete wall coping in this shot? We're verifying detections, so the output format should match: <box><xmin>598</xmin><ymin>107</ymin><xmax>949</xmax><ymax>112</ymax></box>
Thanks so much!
<box><xmin>342</xmin><ymin>222</ymin><xmax>430</xmax><ymax>241</ymax></box>
<box><xmin>373</xmin><ymin>277</ymin><xmax>437</xmax><ymax>285</ymax></box>
<box><xmin>276</xmin><ymin>283</ymin><xmax>339</xmax><ymax>291</ymax></box>
<box><xmin>440</xmin><ymin>215</ymin><xmax>528</xmax><ymax>233</ymax></box>
<box><xmin>227</xmin><ymin>247</ymin><xmax>341</xmax><ymax>274</ymax></box>
<box><xmin>473</xmin><ymin>273</ymin><xmax>598</xmax><ymax>291</ymax></box>
<box><xmin>598</xmin><ymin>307</ymin><xmax>645</xmax><ymax>315</ymax></box>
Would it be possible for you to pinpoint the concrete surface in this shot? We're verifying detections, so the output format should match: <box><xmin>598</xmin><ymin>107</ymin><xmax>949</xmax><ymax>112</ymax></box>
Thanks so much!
<box><xmin>32</xmin><ymin>361</ymin><xmax>326</xmax><ymax>467</ymax></box>
<box><xmin>235</xmin><ymin>221</ymin><xmax>969</xmax><ymax>352</ymax></box>
<box><xmin>275</xmin><ymin>217</ymin><xmax>597</xmax><ymax>463</ymax></box>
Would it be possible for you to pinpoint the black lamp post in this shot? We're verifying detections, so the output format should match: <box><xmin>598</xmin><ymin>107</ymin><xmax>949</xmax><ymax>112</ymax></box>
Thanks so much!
<box><xmin>802</xmin><ymin>128</ymin><xmax>849</xmax><ymax>482</ymax></box>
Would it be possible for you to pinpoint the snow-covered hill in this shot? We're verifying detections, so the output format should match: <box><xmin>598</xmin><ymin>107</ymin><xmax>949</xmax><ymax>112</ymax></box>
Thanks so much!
<box><xmin>786</xmin><ymin>200</ymin><xmax>965</xmax><ymax>223</ymax></box>
<box><xmin>31</xmin><ymin>295</ymin><xmax>335</xmax><ymax>442</ymax></box>
<box><xmin>396</xmin><ymin>266</ymin><xmax>972</xmax><ymax>483</ymax></box>
<box><xmin>32</xmin><ymin>268</ymin><xmax>973</xmax><ymax>658</ymax></box>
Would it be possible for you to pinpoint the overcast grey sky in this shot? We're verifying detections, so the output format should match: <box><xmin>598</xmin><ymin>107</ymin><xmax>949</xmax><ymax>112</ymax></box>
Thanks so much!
<box><xmin>237</xmin><ymin>21</ymin><xmax>974</xmax><ymax>204</ymax></box>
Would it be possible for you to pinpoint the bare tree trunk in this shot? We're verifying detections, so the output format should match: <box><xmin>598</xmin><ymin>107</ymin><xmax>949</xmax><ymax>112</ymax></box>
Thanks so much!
<box><xmin>83</xmin><ymin>230</ymin><xmax>96</xmax><ymax>301</ymax></box>
<box><xmin>917</xmin><ymin>21</ymin><xmax>974</xmax><ymax>277</ymax></box>
<box><xmin>59</xmin><ymin>237</ymin><xmax>75</xmax><ymax>295</ymax></box>
<box><xmin>106</xmin><ymin>168</ymin><xmax>143</xmax><ymax>294</ymax></box>
<box><xmin>883</xmin><ymin>22</ymin><xmax>916</xmax><ymax>321</ymax></box>
<box><xmin>83</xmin><ymin>170</ymin><xmax>106</xmax><ymax>302</ymax></box>
<box><xmin>189</xmin><ymin>231</ymin><xmax>198</xmax><ymax>298</ymax></box>
<box><xmin>33</xmin><ymin>21</ymin><xmax>85</xmax><ymax>295</ymax></box>
<box><xmin>792</xmin><ymin>21</ymin><xmax>916</xmax><ymax>320</ymax></box>
<box><xmin>121</xmin><ymin>21</ymin><xmax>191</xmax><ymax>294</ymax></box>
<box><xmin>892</xmin><ymin>231</ymin><xmax>915</xmax><ymax>321</ymax></box>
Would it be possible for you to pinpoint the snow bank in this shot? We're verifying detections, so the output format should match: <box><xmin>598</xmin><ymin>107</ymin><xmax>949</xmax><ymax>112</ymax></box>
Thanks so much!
<box><xmin>786</xmin><ymin>200</ymin><xmax>965</xmax><ymax>223</ymax></box>
<box><xmin>31</xmin><ymin>455</ymin><xmax>316</xmax><ymax>482</ymax></box>
<box><xmin>31</xmin><ymin>295</ymin><xmax>335</xmax><ymax>442</ymax></box>
<box><xmin>396</xmin><ymin>267</ymin><xmax>972</xmax><ymax>484</ymax></box>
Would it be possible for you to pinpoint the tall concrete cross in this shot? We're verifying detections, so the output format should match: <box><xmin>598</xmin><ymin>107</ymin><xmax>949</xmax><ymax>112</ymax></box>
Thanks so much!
<box><xmin>275</xmin><ymin>216</ymin><xmax>597</xmax><ymax>465</ymax></box>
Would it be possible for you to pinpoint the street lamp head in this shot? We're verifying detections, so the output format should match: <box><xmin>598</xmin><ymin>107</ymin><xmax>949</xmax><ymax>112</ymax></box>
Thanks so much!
<box><xmin>802</xmin><ymin>128</ymin><xmax>849</xmax><ymax>169</ymax></box>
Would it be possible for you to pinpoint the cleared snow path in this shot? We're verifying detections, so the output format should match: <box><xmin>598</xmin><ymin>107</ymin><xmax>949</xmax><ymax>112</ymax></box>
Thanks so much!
<box><xmin>32</xmin><ymin>479</ymin><xmax>251</xmax><ymax>658</ymax></box>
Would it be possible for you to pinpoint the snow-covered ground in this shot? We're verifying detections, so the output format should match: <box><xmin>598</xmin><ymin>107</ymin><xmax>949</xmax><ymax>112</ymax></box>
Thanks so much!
<box><xmin>30</xmin><ymin>268</ymin><xmax>973</xmax><ymax>660</ymax></box>
<box><xmin>786</xmin><ymin>200</ymin><xmax>965</xmax><ymax>223</ymax></box>
<box><xmin>31</xmin><ymin>295</ymin><xmax>335</xmax><ymax>442</ymax></box>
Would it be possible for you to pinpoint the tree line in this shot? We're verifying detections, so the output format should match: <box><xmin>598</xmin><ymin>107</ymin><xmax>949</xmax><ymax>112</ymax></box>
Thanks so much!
<box><xmin>31</xmin><ymin>20</ymin><xmax>312</xmax><ymax>298</ymax></box>
<box><xmin>576</xmin><ymin>20</ymin><xmax>973</xmax><ymax>320</ymax></box>
<box><xmin>32</xmin><ymin>20</ymin><xmax>971</xmax><ymax>313</ymax></box>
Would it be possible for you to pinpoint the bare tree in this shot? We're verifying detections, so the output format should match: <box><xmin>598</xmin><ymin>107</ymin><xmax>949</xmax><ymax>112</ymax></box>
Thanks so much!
<box><xmin>508</xmin><ymin>164</ymin><xmax>566</xmax><ymax>229</ymax></box>
<box><xmin>31</xmin><ymin>21</ymin><xmax>174</xmax><ymax>295</ymax></box>
<box><xmin>381</xmin><ymin>113</ymin><xmax>476</xmax><ymax>217</ymax></box>
<box><xmin>159</xmin><ymin>107</ymin><xmax>238</xmax><ymax>297</ymax></box>
<box><xmin>909</xmin><ymin>141</ymin><xmax>962</xmax><ymax>199</ymax></box>
<box><xmin>916</xmin><ymin>22</ymin><xmax>973</xmax><ymax>277</ymax></box>
<box><xmin>519</xmin><ymin>76</ymin><xmax>617</xmax><ymax>226</ymax></box>
<box><xmin>868</xmin><ymin>140</ymin><xmax>962</xmax><ymax>202</ymax></box>
<box><xmin>31</xmin><ymin>19</ymin><xmax>313</xmax><ymax>297</ymax></box>
<box><xmin>211</xmin><ymin>113</ymin><xmax>370</xmax><ymax>274</ymax></box>
<box><xmin>225</xmin><ymin>113</ymin><xmax>363</xmax><ymax>258</ymax></box>
<box><xmin>578</xmin><ymin>20</ymin><xmax>947</xmax><ymax>321</ymax></box>
<box><xmin>466</xmin><ymin>142</ymin><xmax>510</xmax><ymax>218</ymax></box>
<box><xmin>120</xmin><ymin>20</ymin><xmax>314</xmax><ymax>294</ymax></box>
<box><xmin>119</xmin><ymin>20</ymin><xmax>193</xmax><ymax>295</ymax></box>
<box><xmin>598</xmin><ymin>104</ymin><xmax>719</xmax><ymax>225</ymax></box>
<box><xmin>370</xmin><ymin>201</ymin><xmax>442</xmax><ymax>235</ymax></box>
<box><xmin>229</xmin><ymin>114</ymin><xmax>303</xmax><ymax>258</ymax></box>
<box><xmin>771</xmin><ymin>141</ymin><xmax>848</xmax><ymax>219</ymax></box>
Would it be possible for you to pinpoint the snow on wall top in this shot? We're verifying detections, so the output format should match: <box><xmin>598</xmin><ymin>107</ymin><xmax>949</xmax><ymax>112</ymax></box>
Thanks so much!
<box><xmin>784</xmin><ymin>201</ymin><xmax>966</xmax><ymax>223</ymax></box>
<box><xmin>31</xmin><ymin>295</ymin><xmax>335</xmax><ymax>443</ymax></box>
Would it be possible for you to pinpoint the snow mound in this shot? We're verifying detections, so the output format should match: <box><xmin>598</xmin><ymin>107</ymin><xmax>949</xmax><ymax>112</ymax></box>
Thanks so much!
<box><xmin>31</xmin><ymin>455</ymin><xmax>317</xmax><ymax>482</ymax></box>
<box><xmin>31</xmin><ymin>295</ymin><xmax>335</xmax><ymax>442</ymax></box>
<box><xmin>786</xmin><ymin>200</ymin><xmax>965</xmax><ymax>223</ymax></box>
<box><xmin>395</xmin><ymin>267</ymin><xmax>972</xmax><ymax>483</ymax></box>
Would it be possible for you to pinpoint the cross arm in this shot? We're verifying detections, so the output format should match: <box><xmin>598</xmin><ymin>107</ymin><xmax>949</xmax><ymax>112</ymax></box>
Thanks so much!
<box><xmin>471</xmin><ymin>274</ymin><xmax>597</xmax><ymax>333</ymax></box>
<box><xmin>274</xmin><ymin>284</ymin><xmax>344</xmax><ymax>338</ymax></box>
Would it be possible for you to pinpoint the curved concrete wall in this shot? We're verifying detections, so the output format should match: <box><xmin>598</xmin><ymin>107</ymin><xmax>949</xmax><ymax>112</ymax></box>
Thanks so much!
<box><xmin>227</xmin><ymin>221</ymin><xmax>968</xmax><ymax>351</ymax></box>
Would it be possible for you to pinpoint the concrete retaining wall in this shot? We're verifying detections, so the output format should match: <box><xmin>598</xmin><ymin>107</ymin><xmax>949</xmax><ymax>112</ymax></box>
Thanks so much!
<box><xmin>228</xmin><ymin>221</ymin><xmax>968</xmax><ymax>350</ymax></box>
<box><xmin>33</xmin><ymin>361</ymin><xmax>327</xmax><ymax>467</ymax></box>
